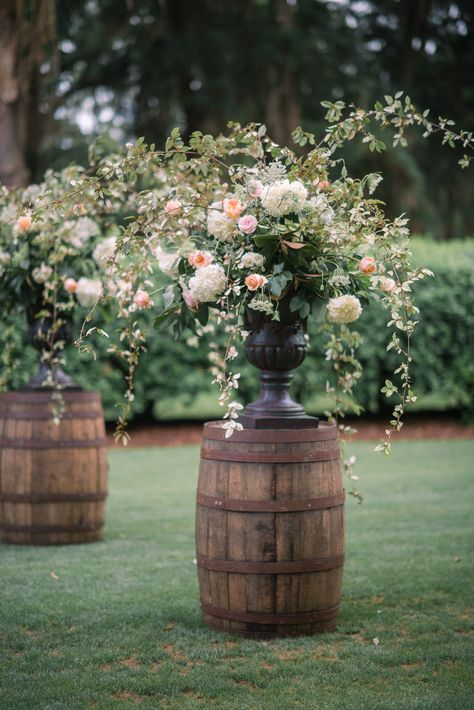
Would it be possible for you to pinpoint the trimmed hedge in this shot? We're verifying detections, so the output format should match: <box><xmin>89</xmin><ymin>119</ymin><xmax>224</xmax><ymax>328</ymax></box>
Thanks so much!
<box><xmin>2</xmin><ymin>239</ymin><xmax>473</xmax><ymax>420</ymax></box>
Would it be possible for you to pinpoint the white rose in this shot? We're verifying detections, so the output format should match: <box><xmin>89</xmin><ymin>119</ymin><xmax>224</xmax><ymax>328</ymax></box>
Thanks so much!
<box><xmin>327</xmin><ymin>295</ymin><xmax>362</xmax><ymax>324</ymax></box>
<box><xmin>75</xmin><ymin>277</ymin><xmax>103</xmax><ymax>308</ymax></box>
<box><xmin>93</xmin><ymin>237</ymin><xmax>117</xmax><ymax>267</ymax></box>
<box><xmin>239</xmin><ymin>252</ymin><xmax>265</xmax><ymax>269</ymax></box>
<box><xmin>188</xmin><ymin>264</ymin><xmax>227</xmax><ymax>302</ymax></box>
<box><xmin>207</xmin><ymin>204</ymin><xmax>235</xmax><ymax>241</ymax></box>
<box><xmin>260</xmin><ymin>179</ymin><xmax>308</xmax><ymax>217</ymax></box>
<box><xmin>31</xmin><ymin>264</ymin><xmax>53</xmax><ymax>284</ymax></box>
<box><xmin>155</xmin><ymin>245</ymin><xmax>179</xmax><ymax>276</ymax></box>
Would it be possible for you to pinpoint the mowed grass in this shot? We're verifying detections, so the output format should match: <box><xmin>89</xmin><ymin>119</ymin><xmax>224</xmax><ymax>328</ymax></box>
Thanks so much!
<box><xmin>1</xmin><ymin>440</ymin><xmax>473</xmax><ymax>710</ymax></box>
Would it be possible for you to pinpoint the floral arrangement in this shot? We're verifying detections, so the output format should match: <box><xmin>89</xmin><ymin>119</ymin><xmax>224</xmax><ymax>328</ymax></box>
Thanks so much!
<box><xmin>0</xmin><ymin>167</ymin><xmax>123</xmax><ymax>391</ymax></box>
<box><xmin>1</xmin><ymin>94</ymin><xmax>472</xmax><ymax>474</ymax></box>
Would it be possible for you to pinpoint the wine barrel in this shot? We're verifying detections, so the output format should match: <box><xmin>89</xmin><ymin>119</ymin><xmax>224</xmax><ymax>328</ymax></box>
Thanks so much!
<box><xmin>0</xmin><ymin>391</ymin><xmax>108</xmax><ymax>545</ymax></box>
<box><xmin>196</xmin><ymin>421</ymin><xmax>344</xmax><ymax>638</ymax></box>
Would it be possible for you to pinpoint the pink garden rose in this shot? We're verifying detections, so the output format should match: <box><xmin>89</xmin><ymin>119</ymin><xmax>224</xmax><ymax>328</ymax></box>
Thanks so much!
<box><xmin>238</xmin><ymin>215</ymin><xmax>258</xmax><ymax>235</ymax></box>
<box><xmin>247</xmin><ymin>180</ymin><xmax>263</xmax><ymax>198</ymax></box>
<box><xmin>182</xmin><ymin>288</ymin><xmax>200</xmax><ymax>310</ymax></box>
<box><xmin>64</xmin><ymin>277</ymin><xmax>78</xmax><ymax>294</ymax></box>
<box><xmin>358</xmin><ymin>256</ymin><xmax>376</xmax><ymax>275</ymax></box>
<box><xmin>165</xmin><ymin>199</ymin><xmax>182</xmax><ymax>215</ymax></box>
<box><xmin>223</xmin><ymin>198</ymin><xmax>245</xmax><ymax>220</ymax></box>
<box><xmin>245</xmin><ymin>273</ymin><xmax>267</xmax><ymax>291</ymax></box>
<box><xmin>188</xmin><ymin>250</ymin><xmax>213</xmax><ymax>268</ymax></box>
<box><xmin>134</xmin><ymin>289</ymin><xmax>153</xmax><ymax>309</ymax></box>
<box><xmin>380</xmin><ymin>276</ymin><xmax>396</xmax><ymax>293</ymax></box>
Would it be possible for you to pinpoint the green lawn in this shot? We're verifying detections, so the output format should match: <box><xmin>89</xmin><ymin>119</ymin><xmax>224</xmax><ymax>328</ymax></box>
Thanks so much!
<box><xmin>1</xmin><ymin>440</ymin><xmax>473</xmax><ymax>709</ymax></box>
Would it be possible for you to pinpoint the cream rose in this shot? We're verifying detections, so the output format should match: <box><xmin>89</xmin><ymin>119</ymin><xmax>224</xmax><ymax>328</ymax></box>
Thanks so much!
<box><xmin>327</xmin><ymin>295</ymin><xmax>362</xmax><ymax>324</ymax></box>
<box><xmin>188</xmin><ymin>264</ymin><xmax>227</xmax><ymax>302</ymax></box>
<box><xmin>245</xmin><ymin>273</ymin><xmax>268</xmax><ymax>291</ymax></box>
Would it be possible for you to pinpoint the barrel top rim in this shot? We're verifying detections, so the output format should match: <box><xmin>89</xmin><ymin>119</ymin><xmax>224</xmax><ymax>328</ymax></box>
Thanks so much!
<box><xmin>0</xmin><ymin>390</ymin><xmax>101</xmax><ymax>404</ymax></box>
<box><xmin>203</xmin><ymin>420</ymin><xmax>337</xmax><ymax>442</ymax></box>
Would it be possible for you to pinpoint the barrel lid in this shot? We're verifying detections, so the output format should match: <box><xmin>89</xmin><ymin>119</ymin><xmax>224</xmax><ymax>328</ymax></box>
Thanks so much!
<box><xmin>203</xmin><ymin>420</ymin><xmax>337</xmax><ymax>443</ymax></box>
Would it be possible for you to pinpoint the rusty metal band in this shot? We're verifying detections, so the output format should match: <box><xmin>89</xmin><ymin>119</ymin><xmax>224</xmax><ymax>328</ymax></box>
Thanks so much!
<box><xmin>0</xmin><ymin>522</ymin><xmax>103</xmax><ymax>533</ymax></box>
<box><xmin>198</xmin><ymin>554</ymin><xmax>344</xmax><ymax>574</ymax></box>
<box><xmin>197</xmin><ymin>491</ymin><xmax>345</xmax><ymax>512</ymax></box>
<box><xmin>0</xmin><ymin>437</ymin><xmax>107</xmax><ymax>449</ymax></box>
<box><xmin>1</xmin><ymin>411</ymin><xmax>102</xmax><ymax>420</ymax></box>
<box><xmin>0</xmin><ymin>392</ymin><xmax>101</xmax><ymax>404</ymax></box>
<box><xmin>203</xmin><ymin>421</ymin><xmax>337</xmax><ymax>443</ymax></box>
<box><xmin>200</xmin><ymin>447</ymin><xmax>340</xmax><ymax>463</ymax></box>
<box><xmin>201</xmin><ymin>602</ymin><xmax>339</xmax><ymax>625</ymax></box>
<box><xmin>0</xmin><ymin>491</ymin><xmax>107</xmax><ymax>503</ymax></box>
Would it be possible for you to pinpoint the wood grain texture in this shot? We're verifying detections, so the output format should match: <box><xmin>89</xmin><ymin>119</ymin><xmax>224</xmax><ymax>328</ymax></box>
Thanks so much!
<box><xmin>196</xmin><ymin>421</ymin><xmax>344</xmax><ymax>638</ymax></box>
<box><xmin>0</xmin><ymin>391</ymin><xmax>108</xmax><ymax>545</ymax></box>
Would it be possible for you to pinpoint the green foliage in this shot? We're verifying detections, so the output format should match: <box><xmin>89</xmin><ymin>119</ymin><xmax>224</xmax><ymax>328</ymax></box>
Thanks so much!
<box><xmin>0</xmin><ymin>441</ymin><xmax>473</xmax><ymax>708</ymax></box>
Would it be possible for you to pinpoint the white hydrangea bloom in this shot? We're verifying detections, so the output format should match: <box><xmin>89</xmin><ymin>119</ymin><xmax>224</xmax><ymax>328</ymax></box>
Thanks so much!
<box><xmin>155</xmin><ymin>245</ymin><xmax>179</xmax><ymax>276</ymax></box>
<box><xmin>31</xmin><ymin>264</ymin><xmax>53</xmax><ymax>284</ymax></box>
<box><xmin>238</xmin><ymin>252</ymin><xmax>265</xmax><ymax>269</ymax></box>
<box><xmin>65</xmin><ymin>217</ymin><xmax>99</xmax><ymax>249</ymax></box>
<box><xmin>75</xmin><ymin>277</ymin><xmax>103</xmax><ymax>308</ymax></box>
<box><xmin>93</xmin><ymin>236</ymin><xmax>117</xmax><ymax>267</ymax></box>
<box><xmin>327</xmin><ymin>295</ymin><xmax>362</xmax><ymax>324</ymax></box>
<box><xmin>260</xmin><ymin>179</ymin><xmax>308</xmax><ymax>217</ymax></box>
<box><xmin>188</xmin><ymin>264</ymin><xmax>227</xmax><ymax>302</ymax></box>
<box><xmin>207</xmin><ymin>204</ymin><xmax>235</xmax><ymax>241</ymax></box>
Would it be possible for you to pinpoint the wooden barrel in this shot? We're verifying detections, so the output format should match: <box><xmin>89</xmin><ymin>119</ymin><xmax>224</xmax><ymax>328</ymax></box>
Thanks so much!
<box><xmin>196</xmin><ymin>421</ymin><xmax>344</xmax><ymax>638</ymax></box>
<box><xmin>0</xmin><ymin>391</ymin><xmax>108</xmax><ymax>545</ymax></box>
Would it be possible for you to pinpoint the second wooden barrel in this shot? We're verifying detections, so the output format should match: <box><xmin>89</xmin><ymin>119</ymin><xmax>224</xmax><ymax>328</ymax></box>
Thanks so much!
<box><xmin>196</xmin><ymin>421</ymin><xmax>344</xmax><ymax>638</ymax></box>
<box><xmin>0</xmin><ymin>391</ymin><xmax>108</xmax><ymax>545</ymax></box>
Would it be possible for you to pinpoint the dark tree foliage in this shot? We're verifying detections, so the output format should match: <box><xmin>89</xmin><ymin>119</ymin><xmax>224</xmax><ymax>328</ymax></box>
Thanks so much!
<box><xmin>6</xmin><ymin>0</ymin><xmax>474</xmax><ymax>237</ymax></box>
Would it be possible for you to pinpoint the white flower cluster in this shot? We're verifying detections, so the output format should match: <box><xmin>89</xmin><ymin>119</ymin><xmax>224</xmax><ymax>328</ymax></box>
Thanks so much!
<box><xmin>260</xmin><ymin>179</ymin><xmax>308</xmax><ymax>217</ymax></box>
<box><xmin>327</xmin><ymin>295</ymin><xmax>362</xmax><ymax>324</ymax></box>
<box><xmin>65</xmin><ymin>217</ymin><xmax>99</xmax><ymax>249</ymax></box>
<box><xmin>188</xmin><ymin>264</ymin><xmax>227</xmax><ymax>302</ymax></box>
<box><xmin>238</xmin><ymin>252</ymin><xmax>265</xmax><ymax>269</ymax></box>
<box><xmin>329</xmin><ymin>271</ymin><xmax>350</xmax><ymax>287</ymax></box>
<box><xmin>93</xmin><ymin>237</ymin><xmax>117</xmax><ymax>267</ymax></box>
<box><xmin>207</xmin><ymin>204</ymin><xmax>235</xmax><ymax>241</ymax></box>
<box><xmin>76</xmin><ymin>277</ymin><xmax>103</xmax><ymax>308</ymax></box>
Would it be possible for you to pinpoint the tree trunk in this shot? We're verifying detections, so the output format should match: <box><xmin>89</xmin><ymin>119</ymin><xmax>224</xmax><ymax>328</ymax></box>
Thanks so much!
<box><xmin>0</xmin><ymin>0</ymin><xmax>56</xmax><ymax>188</ymax></box>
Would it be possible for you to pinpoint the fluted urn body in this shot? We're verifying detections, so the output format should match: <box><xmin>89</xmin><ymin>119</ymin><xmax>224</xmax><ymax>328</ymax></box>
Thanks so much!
<box><xmin>239</xmin><ymin>294</ymin><xmax>318</xmax><ymax>429</ymax></box>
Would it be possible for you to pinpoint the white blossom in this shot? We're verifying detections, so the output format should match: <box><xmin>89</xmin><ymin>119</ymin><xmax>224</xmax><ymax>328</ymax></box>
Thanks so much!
<box><xmin>75</xmin><ymin>277</ymin><xmax>103</xmax><ymax>308</ymax></box>
<box><xmin>238</xmin><ymin>252</ymin><xmax>265</xmax><ymax>269</ymax></box>
<box><xmin>260</xmin><ymin>179</ymin><xmax>308</xmax><ymax>217</ymax></box>
<box><xmin>188</xmin><ymin>264</ymin><xmax>227</xmax><ymax>302</ymax></box>
<box><xmin>155</xmin><ymin>245</ymin><xmax>179</xmax><ymax>276</ymax></box>
<box><xmin>207</xmin><ymin>204</ymin><xmax>235</xmax><ymax>241</ymax></box>
<box><xmin>93</xmin><ymin>236</ymin><xmax>117</xmax><ymax>267</ymax></box>
<box><xmin>327</xmin><ymin>295</ymin><xmax>362</xmax><ymax>324</ymax></box>
<box><xmin>31</xmin><ymin>264</ymin><xmax>53</xmax><ymax>284</ymax></box>
<box><xmin>65</xmin><ymin>217</ymin><xmax>99</xmax><ymax>249</ymax></box>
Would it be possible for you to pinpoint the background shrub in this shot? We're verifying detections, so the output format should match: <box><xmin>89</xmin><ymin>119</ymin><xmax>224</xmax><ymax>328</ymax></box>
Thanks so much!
<box><xmin>2</xmin><ymin>239</ymin><xmax>473</xmax><ymax>421</ymax></box>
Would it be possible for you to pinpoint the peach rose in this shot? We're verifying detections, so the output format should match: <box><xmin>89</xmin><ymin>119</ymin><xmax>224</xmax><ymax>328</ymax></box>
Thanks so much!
<box><xmin>380</xmin><ymin>276</ymin><xmax>396</xmax><ymax>293</ymax></box>
<box><xmin>165</xmin><ymin>199</ymin><xmax>182</xmax><ymax>215</ymax></box>
<box><xmin>223</xmin><ymin>198</ymin><xmax>245</xmax><ymax>220</ymax></box>
<box><xmin>64</xmin><ymin>277</ymin><xmax>78</xmax><ymax>294</ymax></box>
<box><xmin>188</xmin><ymin>250</ymin><xmax>213</xmax><ymax>269</ymax></box>
<box><xmin>245</xmin><ymin>273</ymin><xmax>268</xmax><ymax>291</ymax></box>
<box><xmin>134</xmin><ymin>289</ymin><xmax>153</xmax><ymax>309</ymax></box>
<box><xmin>15</xmin><ymin>215</ymin><xmax>32</xmax><ymax>232</ymax></box>
<box><xmin>358</xmin><ymin>256</ymin><xmax>376</xmax><ymax>275</ymax></box>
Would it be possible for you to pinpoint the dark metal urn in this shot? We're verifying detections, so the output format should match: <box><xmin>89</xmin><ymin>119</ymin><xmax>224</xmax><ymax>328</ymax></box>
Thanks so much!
<box><xmin>23</xmin><ymin>305</ymin><xmax>81</xmax><ymax>391</ymax></box>
<box><xmin>238</xmin><ymin>294</ymin><xmax>318</xmax><ymax>429</ymax></box>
